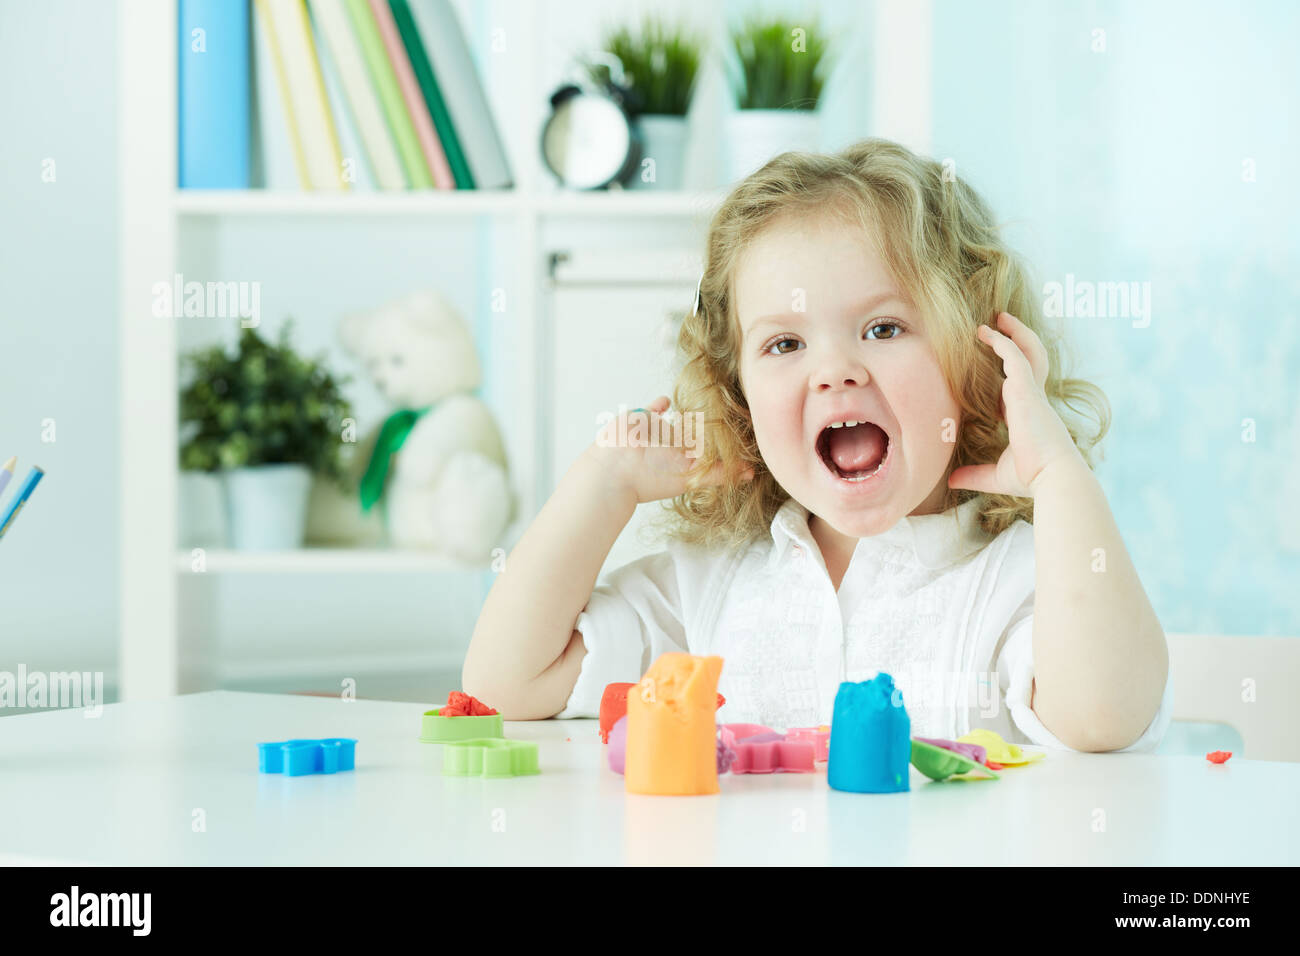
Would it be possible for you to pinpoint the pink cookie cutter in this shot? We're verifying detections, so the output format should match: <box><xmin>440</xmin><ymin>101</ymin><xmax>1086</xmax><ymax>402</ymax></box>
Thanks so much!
<box><xmin>786</xmin><ymin>726</ymin><xmax>831</xmax><ymax>762</ymax></box>
<box><xmin>720</xmin><ymin>723</ymin><xmax>816</xmax><ymax>774</ymax></box>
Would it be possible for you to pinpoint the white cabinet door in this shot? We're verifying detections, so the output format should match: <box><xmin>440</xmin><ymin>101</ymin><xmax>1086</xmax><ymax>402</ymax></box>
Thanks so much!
<box><xmin>547</xmin><ymin>249</ymin><xmax>701</xmax><ymax>578</ymax></box>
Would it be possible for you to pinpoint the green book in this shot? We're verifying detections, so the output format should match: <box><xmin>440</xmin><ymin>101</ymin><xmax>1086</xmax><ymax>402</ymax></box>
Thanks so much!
<box><xmin>388</xmin><ymin>0</ymin><xmax>474</xmax><ymax>188</ymax></box>
<box><xmin>343</xmin><ymin>0</ymin><xmax>432</xmax><ymax>188</ymax></box>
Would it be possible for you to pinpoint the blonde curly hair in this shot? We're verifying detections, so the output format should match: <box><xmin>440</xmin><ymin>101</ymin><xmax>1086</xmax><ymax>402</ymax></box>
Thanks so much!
<box><xmin>655</xmin><ymin>137</ymin><xmax>1110</xmax><ymax>550</ymax></box>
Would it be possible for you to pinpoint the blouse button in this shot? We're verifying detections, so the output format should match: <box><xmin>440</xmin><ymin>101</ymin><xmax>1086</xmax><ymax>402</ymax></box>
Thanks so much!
<box><xmin>792</xmin><ymin>545</ymin><xmax>803</xmax><ymax>558</ymax></box>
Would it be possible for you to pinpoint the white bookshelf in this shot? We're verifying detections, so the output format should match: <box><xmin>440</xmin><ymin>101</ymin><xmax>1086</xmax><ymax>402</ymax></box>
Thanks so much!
<box><xmin>117</xmin><ymin>0</ymin><xmax>725</xmax><ymax>700</ymax></box>
<box><xmin>119</xmin><ymin>0</ymin><xmax>930</xmax><ymax>701</ymax></box>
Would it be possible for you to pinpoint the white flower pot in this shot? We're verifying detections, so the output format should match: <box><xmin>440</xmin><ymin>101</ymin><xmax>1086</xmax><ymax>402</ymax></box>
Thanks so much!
<box><xmin>222</xmin><ymin>464</ymin><xmax>313</xmax><ymax>551</ymax></box>
<box><xmin>179</xmin><ymin>471</ymin><xmax>228</xmax><ymax>548</ymax></box>
<box><xmin>724</xmin><ymin>109</ymin><xmax>821</xmax><ymax>183</ymax></box>
<box><xmin>629</xmin><ymin>114</ymin><xmax>688</xmax><ymax>190</ymax></box>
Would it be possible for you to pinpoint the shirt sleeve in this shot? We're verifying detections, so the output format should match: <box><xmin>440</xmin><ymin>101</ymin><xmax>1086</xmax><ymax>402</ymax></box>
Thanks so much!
<box><xmin>553</xmin><ymin>547</ymin><xmax>688</xmax><ymax>719</ymax></box>
<box><xmin>996</xmin><ymin>606</ymin><xmax>1175</xmax><ymax>753</ymax></box>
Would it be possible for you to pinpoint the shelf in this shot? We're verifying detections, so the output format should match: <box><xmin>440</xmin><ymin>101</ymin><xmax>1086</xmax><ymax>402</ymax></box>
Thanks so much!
<box><xmin>174</xmin><ymin>548</ymin><xmax>487</xmax><ymax>574</ymax></box>
<box><xmin>172</xmin><ymin>188</ymin><xmax>727</xmax><ymax>218</ymax></box>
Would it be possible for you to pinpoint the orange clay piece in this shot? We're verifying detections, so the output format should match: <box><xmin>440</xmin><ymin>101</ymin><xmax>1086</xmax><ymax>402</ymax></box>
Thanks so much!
<box><xmin>625</xmin><ymin>653</ymin><xmax>724</xmax><ymax>795</ymax></box>
<box><xmin>1206</xmin><ymin>750</ymin><xmax>1232</xmax><ymax>764</ymax></box>
<box><xmin>439</xmin><ymin>691</ymin><xmax>498</xmax><ymax>717</ymax></box>
<box><xmin>601</xmin><ymin>682</ymin><xmax>725</xmax><ymax>744</ymax></box>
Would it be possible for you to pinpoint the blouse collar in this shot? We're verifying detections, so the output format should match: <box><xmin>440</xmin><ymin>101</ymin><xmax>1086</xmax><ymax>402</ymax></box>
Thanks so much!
<box><xmin>766</xmin><ymin>494</ymin><xmax>993</xmax><ymax>572</ymax></box>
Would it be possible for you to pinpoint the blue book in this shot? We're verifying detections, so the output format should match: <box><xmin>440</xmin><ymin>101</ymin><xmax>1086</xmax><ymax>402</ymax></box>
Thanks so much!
<box><xmin>179</xmin><ymin>0</ymin><xmax>251</xmax><ymax>188</ymax></box>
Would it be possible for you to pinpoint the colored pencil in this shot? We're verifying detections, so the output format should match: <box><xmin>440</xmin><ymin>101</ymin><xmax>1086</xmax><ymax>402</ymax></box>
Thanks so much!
<box><xmin>0</xmin><ymin>456</ymin><xmax>14</xmax><ymax>502</ymax></box>
<box><xmin>0</xmin><ymin>466</ymin><xmax>45</xmax><ymax>541</ymax></box>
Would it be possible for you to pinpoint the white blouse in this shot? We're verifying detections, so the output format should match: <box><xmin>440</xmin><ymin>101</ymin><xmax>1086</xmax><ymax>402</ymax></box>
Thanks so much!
<box><xmin>556</xmin><ymin>494</ymin><xmax>1174</xmax><ymax>753</ymax></box>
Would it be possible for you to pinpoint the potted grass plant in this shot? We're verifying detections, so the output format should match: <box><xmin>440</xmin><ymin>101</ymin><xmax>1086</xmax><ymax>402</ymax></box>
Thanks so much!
<box><xmin>585</xmin><ymin>15</ymin><xmax>705</xmax><ymax>190</ymax></box>
<box><xmin>725</xmin><ymin>12</ymin><xmax>832</xmax><ymax>181</ymax></box>
<box><xmin>179</xmin><ymin>322</ymin><xmax>353</xmax><ymax>550</ymax></box>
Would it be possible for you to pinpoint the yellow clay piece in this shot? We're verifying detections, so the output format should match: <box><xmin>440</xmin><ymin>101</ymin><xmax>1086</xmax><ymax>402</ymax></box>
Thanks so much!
<box><xmin>955</xmin><ymin>728</ymin><xmax>1046</xmax><ymax>766</ymax></box>
<box><xmin>625</xmin><ymin>653</ymin><xmax>724</xmax><ymax>796</ymax></box>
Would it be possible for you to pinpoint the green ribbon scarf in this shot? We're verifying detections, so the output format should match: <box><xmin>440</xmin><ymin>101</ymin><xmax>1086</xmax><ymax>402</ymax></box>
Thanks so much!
<box><xmin>359</xmin><ymin>406</ymin><xmax>432</xmax><ymax>513</ymax></box>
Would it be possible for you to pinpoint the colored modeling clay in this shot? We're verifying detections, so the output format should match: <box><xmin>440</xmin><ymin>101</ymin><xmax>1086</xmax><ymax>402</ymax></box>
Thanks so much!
<box><xmin>915</xmin><ymin>736</ymin><xmax>987</xmax><ymax>766</ymax></box>
<box><xmin>909</xmin><ymin>738</ymin><xmax>999</xmax><ymax>782</ymax></box>
<box><xmin>608</xmin><ymin>715</ymin><xmax>628</xmax><ymax>773</ymax></box>
<box><xmin>258</xmin><ymin>738</ymin><xmax>357</xmax><ymax>776</ymax></box>
<box><xmin>625</xmin><ymin>653</ymin><xmax>724</xmax><ymax>795</ymax></box>
<box><xmin>954</xmin><ymin>728</ymin><xmax>1045</xmax><ymax>766</ymax></box>
<box><xmin>1206</xmin><ymin>750</ymin><xmax>1232</xmax><ymax>764</ymax></box>
<box><xmin>716</xmin><ymin>726</ymin><xmax>738</xmax><ymax>774</ymax></box>
<box><xmin>599</xmin><ymin>683</ymin><xmax>636</xmax><ymax>743</ymax></box>
<box><xmin>786</xmin><ymin>727</ymin><xmax>831</xmax><ymax>762</ymax></box>
<box><xmin>442</xmin><ymin>738</ymin><xmax>539</xmax><ymax>777</ymax></box>
<box><xmin>439</xmin><ymin>691</ymin><xmax>498</xmax><ymax>717</ymax></box>
<box><xmin>722</xmin><ymin>723</ymin><xmax>811</xmax><ymax>780</ymax></box>
<box><xmin>827</xmin><ymin>673</ymin><xmax>911</xmax><ymax>793</ymax></box>
<box><xmin>611</xmin><ymin>716</ymin><xmax>739</xmax><ymax>776</ymax></box>
<box><xmin>601</xmin><ymin>682</ymin><xmax>726</xmax><ymax>744</ymax></box>
<box><xmin>418</xmin><ymin>707</ymin><xmax>504</xmax><ymax>743</ymax></box>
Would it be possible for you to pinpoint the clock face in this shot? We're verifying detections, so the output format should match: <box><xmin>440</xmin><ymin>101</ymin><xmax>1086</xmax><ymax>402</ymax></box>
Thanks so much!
<box><xmin>542</xmin><ymin>92</ymin><xmax>633</xmax><ymax>189</ymax></box>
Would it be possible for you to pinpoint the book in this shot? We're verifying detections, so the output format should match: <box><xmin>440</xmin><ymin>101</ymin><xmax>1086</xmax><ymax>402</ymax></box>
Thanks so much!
<box><xmin>344</xmin><ymin>0</ymin><xmax>433</xmax><ymax>188</ymax></box>
<box><xmin>407</xmin><ymin>0</ymin><xmax>513</xmax><ymax>189</ymax></box>
<box><xmin>366</xmin><ymin>0</ymin><xmax>455</xmax><ymax>189</ymax></box>
<box><xmin>309</xmin><ymin>0</ymin><xmax>377</xmax><ymax>189</ymax></box>
<box><xmin>307</xmin><ymin>0</ymin><xmax>407</xmax><ymax>190</ymax></box>
<box><xmin>251</xmin><ymin>0</ymin><xmax>303</xmax><ymax>188</ymax></box>
<box><xmin>388</xmin><ymin>0</ymin><xmax>472</xmax><ymax>189</ymax></box>
<box><xmin>178</xmin><ymin>0</ymin><xmax>251</xmax><ymax>188</ymax></box>
<box><xmin>256</xmin><ymin>0</ymin><xmax>347</xmax><ymax>190</ymax></box>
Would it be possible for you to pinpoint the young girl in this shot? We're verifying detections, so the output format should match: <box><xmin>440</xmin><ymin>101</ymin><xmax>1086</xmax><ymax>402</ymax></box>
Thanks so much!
<box><xmin>464</xmin><ymin>138</ymin><xmax>1172</xmax><ymax>753</ymax></box>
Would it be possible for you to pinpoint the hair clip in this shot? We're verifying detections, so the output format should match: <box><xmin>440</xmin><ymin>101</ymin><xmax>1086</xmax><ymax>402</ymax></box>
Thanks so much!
<box><xmin>692</xmin><ymin>269</ymin><xmax>703</xmax><ymax>316</ymax></box>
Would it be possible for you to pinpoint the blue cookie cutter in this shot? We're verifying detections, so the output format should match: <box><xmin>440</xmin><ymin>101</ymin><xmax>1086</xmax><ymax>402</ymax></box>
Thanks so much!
<box><xmin>258</xmin><ymin>738</ymin><xmax>357</xmax><ymax>776</ymax></box>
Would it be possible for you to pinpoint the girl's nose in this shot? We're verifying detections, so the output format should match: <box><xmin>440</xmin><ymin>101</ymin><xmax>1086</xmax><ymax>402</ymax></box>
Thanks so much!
<box><xmin>812</xmin><ymin>355</ymin><xmax>870</xmax><ymax>391</ymax></box>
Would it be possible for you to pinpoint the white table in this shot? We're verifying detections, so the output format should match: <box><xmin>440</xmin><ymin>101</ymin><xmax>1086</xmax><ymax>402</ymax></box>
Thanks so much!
<box><xmin>1</xmin><ymin>691</ymin><xmax>1295</xmax><ymax>865</ymax></box>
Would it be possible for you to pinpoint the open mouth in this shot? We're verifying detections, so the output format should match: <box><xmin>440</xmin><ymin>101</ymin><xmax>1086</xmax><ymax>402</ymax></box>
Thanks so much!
<box><xmin>816</xmin><ymin>420</ymin><xmax>891</xmax><ymax>483</ymax></box>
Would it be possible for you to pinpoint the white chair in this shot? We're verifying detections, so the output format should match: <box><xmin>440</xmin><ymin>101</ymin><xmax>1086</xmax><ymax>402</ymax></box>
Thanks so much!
<box><xmin>1159</xmin><ymin>633</ymin><xmax>1300</xmax><ymax>762</ymax></box>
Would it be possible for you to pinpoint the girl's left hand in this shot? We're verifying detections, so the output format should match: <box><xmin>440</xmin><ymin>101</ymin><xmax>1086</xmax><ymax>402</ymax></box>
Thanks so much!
<box><xmin>947</xmin><ymin>312</ymin><xmax>1084</xmax><ymax>498</ymax></box>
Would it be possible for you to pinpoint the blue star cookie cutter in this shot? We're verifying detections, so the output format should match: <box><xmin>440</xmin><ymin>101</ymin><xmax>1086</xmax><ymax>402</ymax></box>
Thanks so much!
<box><xmin>258</xmin><ymin>738</ymin><xmax>357</xmax><ymax>776</ymax></box>
<box><xmin>442</xmin><ymin>738</ymin><xmax>539</xmax><ymax>778</ymax></box>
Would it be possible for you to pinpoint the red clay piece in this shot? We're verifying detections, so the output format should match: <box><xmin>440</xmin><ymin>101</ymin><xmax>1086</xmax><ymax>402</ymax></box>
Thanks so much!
<box><xmin>440</xmin><ymin>691</ymin><xmax>498</xmax><ymax>717</ymax></box>
<box><xmin>1206</xmin><ymin>750</ymin><xmax>1232</xmax><ymax>764</ymax></box>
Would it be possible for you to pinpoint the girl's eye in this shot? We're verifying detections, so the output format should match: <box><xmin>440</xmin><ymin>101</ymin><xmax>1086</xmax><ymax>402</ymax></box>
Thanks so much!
<box><xmin>865</xmin><ymin>322</ymin><xmax>903</xmax><ymax>341</ymax></box>
<box><xmin>764</xmin><ymin>337</ymin><xmax>804</xmax><ymax>355</ymax></box>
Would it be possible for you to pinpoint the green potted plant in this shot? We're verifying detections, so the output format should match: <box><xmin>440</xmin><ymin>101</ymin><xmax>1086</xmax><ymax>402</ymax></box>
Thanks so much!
<box><xmin>179</xmin><ymin>322</ymin><xmax>353</xmax><ymax>550</ymax></box>
<box><xmin>725</xmin><ymin>12</ymin><xmax>833</xmax><ymax>181</ymax></box>
<box><xmin>585</xmin><ymin>15</ymin><xmax>705</xmax><ymax>190</ymax></box>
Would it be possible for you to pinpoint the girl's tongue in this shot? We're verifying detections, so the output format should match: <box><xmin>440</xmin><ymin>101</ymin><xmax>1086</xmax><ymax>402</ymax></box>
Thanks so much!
<box><xmin>824</xmin><ymin>422</ymin><xmax>888</xmax><ymax>473</ymax></box>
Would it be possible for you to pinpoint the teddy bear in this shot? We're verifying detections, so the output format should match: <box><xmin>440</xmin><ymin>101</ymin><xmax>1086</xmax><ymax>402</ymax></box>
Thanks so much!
<box><xmin>304</xmin><ymin>290</ymin><xmax>513</xmax><ymax>561</ymax></box>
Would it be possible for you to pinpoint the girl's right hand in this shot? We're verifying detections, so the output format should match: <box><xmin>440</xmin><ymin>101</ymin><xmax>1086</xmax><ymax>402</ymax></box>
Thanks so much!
<box><xmin>585</xmin><ymin>395</ymin><xmax>754</xmax><ymax>504</ymax></box>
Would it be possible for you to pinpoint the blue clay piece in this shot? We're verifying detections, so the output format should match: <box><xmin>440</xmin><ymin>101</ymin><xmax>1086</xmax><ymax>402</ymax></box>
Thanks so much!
<box><xmin>827</xmin><ymin>674</ymin><xmax>911</xmax><ymax>793</ymax></box>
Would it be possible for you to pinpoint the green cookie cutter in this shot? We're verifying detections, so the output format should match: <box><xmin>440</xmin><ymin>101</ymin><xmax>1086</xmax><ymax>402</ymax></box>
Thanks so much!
<box><xmin>442</xmin><ymin>738</ymin><xmax>539</xmax><ymax>778</ymax></box>
<box><xmin>910</xmin><ymin>739</ymin><xmax>1000</xmax><ymax>782</ymax></box>
<box><xmin>419</xmin><ymin>707</ymin><xmax>504</xmax><ymax>743</ymax></box>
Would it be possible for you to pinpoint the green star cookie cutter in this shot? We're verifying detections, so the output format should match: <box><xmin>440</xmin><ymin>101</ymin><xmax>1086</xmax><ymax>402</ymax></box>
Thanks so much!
<box><xmin>442</xmin><ymin>738</ymin><xmax>540</xmax><ymax>778</ymax></box>
<box><xmin>418</xmin><ymin>707</ymin><xmax>504</xmax><ymax>743</ymax></box>
<box><xmin>910</xmin><ymin>739</ymin><xmax>1000</xmax><ymax>782</ymax></box>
